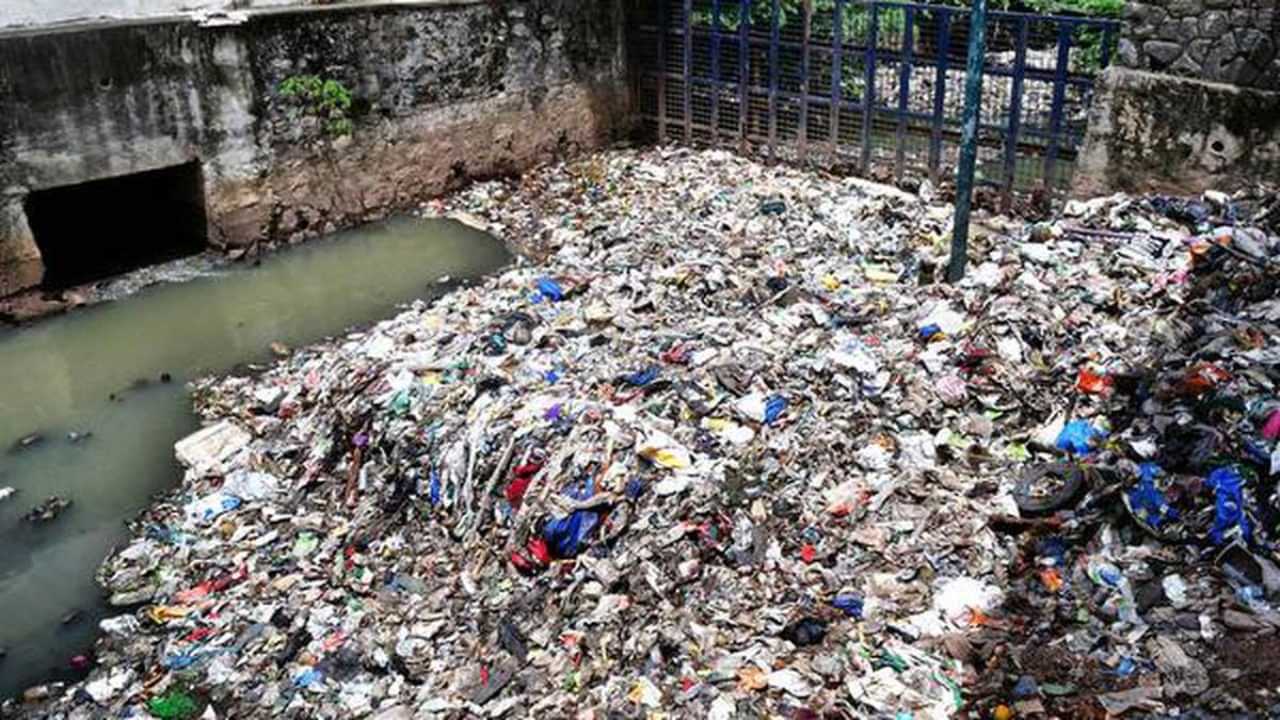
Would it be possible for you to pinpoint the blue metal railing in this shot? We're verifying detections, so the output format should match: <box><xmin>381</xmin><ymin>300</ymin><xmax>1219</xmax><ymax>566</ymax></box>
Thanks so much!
<box><xmin>634</xmin><ymin>0</ymin><xmax>1121</xmax><ymax>207</ymax></box>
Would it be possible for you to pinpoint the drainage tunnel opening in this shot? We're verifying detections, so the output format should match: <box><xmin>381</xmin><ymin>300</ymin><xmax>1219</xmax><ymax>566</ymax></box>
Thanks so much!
<box><xmin>24</xmin><ymin>161</ymin><xmax>209</xmax><ymax>289</ymax></box>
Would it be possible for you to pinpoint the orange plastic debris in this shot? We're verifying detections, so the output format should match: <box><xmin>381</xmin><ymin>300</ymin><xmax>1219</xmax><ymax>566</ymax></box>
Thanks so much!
<box><xmin>1076</xmin><ymin>367</ymin><xmax>1112</xmax><ymax>396</ymax></box>
<box><xmin>1039</xmin><ymin>567</ymin><xmax>1064</xmax><ymax>593</ymax></box>
<box><xmin>1180</xmin><ymin>362</ymin><xmax>1230</xmax><ymax>396</ymax></box>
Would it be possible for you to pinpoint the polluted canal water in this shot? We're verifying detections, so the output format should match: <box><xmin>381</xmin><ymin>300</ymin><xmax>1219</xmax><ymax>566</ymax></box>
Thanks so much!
<box><xmin>0</xmin><ymin>217</ymin><xmax>510</xmax><ymax>697</ymax></box>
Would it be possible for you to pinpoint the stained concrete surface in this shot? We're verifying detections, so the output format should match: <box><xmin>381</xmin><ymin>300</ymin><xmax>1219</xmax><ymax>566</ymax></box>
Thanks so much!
<box><xmin>1073</xmin><ymin>67</ymin><xmax>1280</xmax><ymax>197</ymax></box>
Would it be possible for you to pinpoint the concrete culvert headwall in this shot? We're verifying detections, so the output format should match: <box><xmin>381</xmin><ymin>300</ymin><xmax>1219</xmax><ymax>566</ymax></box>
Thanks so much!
<box><xmin>23</xmin><ymin>161</ymin><xmax>209</xmax><ymax>289</ymax></box>
<box><xmin>0</xmin><ymin>0</ymin><xmax>633</xmax><ymax>297</ymax></box>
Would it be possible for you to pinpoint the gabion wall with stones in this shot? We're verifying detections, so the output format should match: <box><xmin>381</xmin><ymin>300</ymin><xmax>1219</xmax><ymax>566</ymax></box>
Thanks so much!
<box><xmin>1117</xmin><ymin>0</ymin><xmax>1279</xmax><ymax>90</ymax></box>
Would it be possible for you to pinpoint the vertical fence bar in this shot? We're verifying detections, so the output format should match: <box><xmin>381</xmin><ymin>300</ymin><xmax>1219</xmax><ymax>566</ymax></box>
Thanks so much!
<box><xmin>1000</xmin><ymin>16</ymin><xmax>1028</xmax><ymax>211</ymax></box>
<box><xmin>1043</xmin><ymin>22</ymin><xmax>1072</xmax><ymax>193</ymax></box>
<box><xmin>739</xmin><ymin>0</ymin><xmax>750</xmax><ymax>149</ymax></box>
<box><xmin>860</xmin><ymin>3</ymin><xmax>878</xmax><ymax>174</ymax></box>
<box><xmin>830</xmin><ymin>0</ymin><xmax>844</xmax><ymax>161</ymax></box>
<box><xmin>769</xmin><ymin>0</ymin><xmax>780</xmax><ymax>160</ymax></box>
<box><xmin>1100</xmin><ymin>23</ymin><xmax>1115</xmax><ymax>68</ymax></box>
<box><xmin>895</xmin><ymin>6</ymin><xmax>914</xmax><ymax>182</ymax></box>
<box><xmin>928</xmin><ymin>9</ymin><xmax>951</xmax><ymax>182</ymax></box>
<box><xmin>711</xmin><ymin>0</ymin><xmax>723</xmax><ymax>145</ymax></box>
<box><xmin>683</xmin><ymin>0</ymin><xmax>693</xmax><ymax>144</ymax></box>
<box><xmin>949</xmin><ymin>0</ymin><xmax>987</xmax><ymax>283</ymax></box>
<box><xmin>657</xmin><ymin>0</ymin><xmax>668</xmax><ymax>143</ymax></box>
<box><xmin>799</xmin><ymin>0</ymin><xmax>812</xmax><ymax>162</ymax></box>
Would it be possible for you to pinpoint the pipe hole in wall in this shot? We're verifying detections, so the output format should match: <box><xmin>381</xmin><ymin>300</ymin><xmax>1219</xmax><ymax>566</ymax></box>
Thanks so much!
<box><xmin>23</xmin><ymin>161</ymin><xmax>209</xmax><ymax>289</ymax></box>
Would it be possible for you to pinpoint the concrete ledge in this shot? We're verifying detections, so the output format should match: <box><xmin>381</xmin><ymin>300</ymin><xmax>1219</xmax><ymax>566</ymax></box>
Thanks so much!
<box><xmin>1073</xmin><ymin>67</ymin><xmax>1280</xmax><ymax>197</ymax></box>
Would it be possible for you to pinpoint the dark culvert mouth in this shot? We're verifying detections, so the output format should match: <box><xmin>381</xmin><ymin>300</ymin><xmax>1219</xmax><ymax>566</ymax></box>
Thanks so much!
<box><xmin>23</xmin><ymin>161</ymin><xmax>209</xmax><ymax>289</ymax></box>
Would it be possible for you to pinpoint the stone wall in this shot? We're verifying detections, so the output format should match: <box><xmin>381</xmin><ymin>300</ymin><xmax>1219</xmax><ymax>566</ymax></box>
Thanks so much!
<box><xmin>0</xmin><ymin>0</ymin><xmax>630</xmax><ymax>296</ymax></box>
<box><xmin>1118</xmin><ymin>0</ymin><xmax>1279</xmax><ymax>90</ymax></box>
<box><xmin>1072</xmin><ymin>67</ymin><xmax>1280</xmax><ymax>197</ymax></box>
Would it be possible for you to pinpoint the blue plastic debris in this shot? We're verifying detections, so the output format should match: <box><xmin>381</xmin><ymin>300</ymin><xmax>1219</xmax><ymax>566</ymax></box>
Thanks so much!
<box><xmin>544</xmin><ymin>403</ymin><xmax>565</xmax><ymax>423</ymax></box>
<box><xmin>293</xmin><ymin>668</ymin><xmax>323</xmax><ymax>689</ymax></box>
<box><xmin>832</xmin><ymin>593</ymin><xmax>864</xmax><ymax>619</ymax></box>
<box><xmin>543</xmin><ymin>510</ymin><xmax>599</xmax><ymax>558</ymax></box>
<box><xmin>162</xmin><ymin>653</ymin><xmax>197</xmax><ymax>670</ymax></box>
<box><xmin>1055</xmin><ymin>420</ymin><xmax>1107</xmax><ymax>455</ymax></box>
<box><xmin>1089</xmin><ymin>561</ymin><xmax>1123</xmax><ymax>588</ymax></box>
<box><xmin>543</xmin><ymin>478</ymin><xmax>601</xmax><ymax>558</ymax></box>
<box><xmin>544</xmin><ymin>368</ymin><xmax>560</xmax><ymax>384</ymax></box>
<box><xmin>1012</xmin><ymin>675</ymin><xmax>1039</xmax><ymax>699</ymax></box>
<box><xmin>623</xmin><ymin>366</ymin><xmax>660</xmax><ymax>387</ymax></box>
<box><xmin>533</xmin><ymin>277</ymin><xmax>564</xmax><ymax>303</ymax></box>
<box><xmin>919</xmin><ymin>323</ymin><xmax>942</xmax><ymax>339</ymax></box>
<box><xmin>764</xmin><ymin>395</ymin><xmax>788</xmax><ymax>425</ymax></box>
<box><xmin>624</xmin><ymin>477</ymin><xmax>646</xmax><ymax>500</ymax></box>
<box><xmin>429</xmin><ymin>469</ymin><xmax>442</xmax><ymax>507</ymax></box>
<box><xmin>1237</xmin><ymin>585</ymin><xmax>1266</xmax><ymax>609</ymax></box>
<box><xmin>1127</xmin><ymin>462</ymin><xmax>1180</xmax><ymax>530</ymax></box>
<box><xmin>1111</xmin><ymin>657</ymin><xmax>1137</xmax><ymax>677</ymax></box>
<box><xmin>1037</xmin><ymin>537</ymin><xmax>1068</xmax><ymax>566</ymax></box>
<box><xmin>1244</xmin><ymin>438</ymin><xmax>1270</xmax><ymax>466</ymax></box>
<box><xmin>1206</xmin><ymin>466</ymin><xmax>1253</xmax><ymax>545</ymax></box>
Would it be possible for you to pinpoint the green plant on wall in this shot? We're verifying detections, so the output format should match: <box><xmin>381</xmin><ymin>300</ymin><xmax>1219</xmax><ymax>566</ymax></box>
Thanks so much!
<box><xmin>278</xmin><ymin>75</ymin><xmax>355</xmax><ymax>138</ymax></box>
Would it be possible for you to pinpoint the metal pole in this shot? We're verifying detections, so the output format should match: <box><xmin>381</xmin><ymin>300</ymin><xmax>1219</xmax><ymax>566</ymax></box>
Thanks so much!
<box><xmin>947</xmin><ymin>0</ymin><xmax>988</xmax><ymax>284</ymax></box>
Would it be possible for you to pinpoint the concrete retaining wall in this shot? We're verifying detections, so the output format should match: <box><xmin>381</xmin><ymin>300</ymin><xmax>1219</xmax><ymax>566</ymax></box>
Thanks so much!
<box><xmin>1072</xmin><ymin>67</ymin><xmax>1280</xmax><ymax>197</ymax></box>
<box><xmin>1073</xmin><ymin>0</ymin><xmax>1279</xmax><ymax>198</ymax></box>
<box><xmin>0</xmin><ymin>0</ymin><xmax>629</xmax><ymax>296</ymax></box>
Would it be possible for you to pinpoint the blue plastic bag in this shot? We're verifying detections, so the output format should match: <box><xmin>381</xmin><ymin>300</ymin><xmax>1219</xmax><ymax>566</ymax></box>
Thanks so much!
<box><xmin>764</xmin><ymin>395</ymin><xmax>788</xmax><ymax>425</ymax></box>
<box><xmin>1126</xmin><ymin>462</ymin><xmax>1180</xmax><ymax>530</ymax></box>
<box><xmin>293</xmin><ymin>668</ymin><xmax>324</xmax><ymax>689</ymax></box>
<box><xmin>543</xmin><ymin>510</ymin><xmax>600</xmax><ymax>558</ymax></box>
<box><xmin>533</xmin><ymin>277</ymin><xmax>564</xmax><ymax>303</ymax></box>
<box><xmin>624</xmin><ymin>478</ymin><xmax>646</xmax><ymax>500</ymax></box>
<box><xmin>623</xmin><ymin>366</ymin><xmax>660</xmax><ymax>387</ymax></box>
<box><xmin>543</xmin><ymin>478</ymin><xmax>601</xmax><ymax>558</ymax></box>
<box><xmin>429</xmin><ymin>469</ymin><xmax>442</xmax><ymax>507</ymax></box>
<box><xmin>832</xmin><ymin>593</ymin><xmax>864</xmax><ymax>619</ymax></box>
<box><xmin>1206</xmin><ymin>466</ymin><xmax>1253</xmax><ymax>545</ymax></box>
<box><xmin>1055</xmin><ymin>420</ymin><xmax>1106</xmax><ymax>455</ymax></box>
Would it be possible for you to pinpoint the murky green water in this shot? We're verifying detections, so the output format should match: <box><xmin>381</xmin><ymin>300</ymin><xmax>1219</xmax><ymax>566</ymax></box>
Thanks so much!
<box><xmin>0</xmin><ymin>217</ymin><xmax>510</xmax><ymax>697</ymax></box>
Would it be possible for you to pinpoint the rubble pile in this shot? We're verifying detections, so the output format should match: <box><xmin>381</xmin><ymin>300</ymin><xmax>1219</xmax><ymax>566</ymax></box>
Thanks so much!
<box><xmin>10</xmin><ymin>148</ymin><xmax>1280</xmax><ymax>719</ymax></box>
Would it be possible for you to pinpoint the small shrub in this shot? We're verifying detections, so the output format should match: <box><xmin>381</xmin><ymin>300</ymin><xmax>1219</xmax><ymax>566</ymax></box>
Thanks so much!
<box><xmin>279</xmin><ymin>75</ymin><xmax>355</xmax><ymax>139</ymax></box>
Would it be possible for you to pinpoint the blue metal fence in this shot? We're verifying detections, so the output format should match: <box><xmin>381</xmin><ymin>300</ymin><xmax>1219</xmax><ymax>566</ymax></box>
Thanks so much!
<box><xmin>633</xmin><ymin>0</ymin><xmax>1120</xmax><ymax>209</ymax></box>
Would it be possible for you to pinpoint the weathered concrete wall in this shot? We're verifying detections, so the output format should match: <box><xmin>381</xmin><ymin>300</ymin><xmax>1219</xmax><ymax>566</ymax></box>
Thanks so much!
<box><xmin>1072</xmin><ymin>67</ymin><xmax>1280</xmax><ymax>197</ymax></box>
<box><xmin>1074</xmin><ymin>0</ymin><xmax>1279</xmax><ymax>197</ymax></box>
<box><xmin>0</xmin><ymin>0</ymin><xmax>630</xmax><ymax>295</ymax></box>
<box><xmin>1118</xmin><ymin>0</ymin><xmax>1279</xmax><ymax>90</ymax></box>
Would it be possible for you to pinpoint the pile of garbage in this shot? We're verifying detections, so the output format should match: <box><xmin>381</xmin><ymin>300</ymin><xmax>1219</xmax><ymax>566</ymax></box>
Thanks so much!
<box><xmin>8</xmin><ymin>147</ymin><xmax>1280</xmax><ymax>719</ymax></box>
